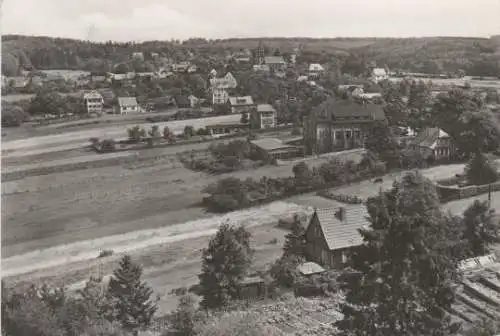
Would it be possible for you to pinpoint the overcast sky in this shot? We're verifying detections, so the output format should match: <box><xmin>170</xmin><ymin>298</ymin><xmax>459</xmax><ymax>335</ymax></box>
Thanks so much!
<box><xmin>1</xmin><ymin>0</ymin><xmax>499</xmax><ymax>42</ymax></box>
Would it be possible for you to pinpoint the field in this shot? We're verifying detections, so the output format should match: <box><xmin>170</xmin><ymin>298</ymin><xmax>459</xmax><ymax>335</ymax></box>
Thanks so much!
<box><xmin>2</xmin><ymin>112</ymin><xmax>499</xmax><ymax>318</ymax></box>
<box><xmin>2</xmin><ymin>141</ymin><xmax>488</xmax><ymax>315</ymax></box>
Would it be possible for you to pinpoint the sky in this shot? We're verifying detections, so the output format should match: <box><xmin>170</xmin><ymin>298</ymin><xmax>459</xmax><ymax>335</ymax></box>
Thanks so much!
<box><xmin>1</xmin><ymin>0</ymin><xmax>500</xmax><ymax>42</ymax></box>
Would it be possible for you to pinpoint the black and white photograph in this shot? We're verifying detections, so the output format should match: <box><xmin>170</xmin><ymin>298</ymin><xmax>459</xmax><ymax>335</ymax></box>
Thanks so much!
<box><xmin>1</xmin><ymin>1</ymin><xmax>500</xmax><ymax>335</ymax></box>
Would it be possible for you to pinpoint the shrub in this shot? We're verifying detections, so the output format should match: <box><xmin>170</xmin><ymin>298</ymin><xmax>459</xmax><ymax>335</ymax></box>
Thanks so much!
<box><xmin>97</xmin><ymin>249</ymin><xmax>114</xmax><ymax>258</ymax></box>
<box><xmin>100</xmin><ymin>139</ymin><xmax>116</xmax><ymax>153</ymax></box>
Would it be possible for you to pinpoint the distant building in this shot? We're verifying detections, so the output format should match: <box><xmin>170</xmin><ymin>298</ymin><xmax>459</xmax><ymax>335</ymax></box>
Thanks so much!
<box><xmin>132</xmin><ymin>52</ymin><xmax>145</xmax><ymax>61</ymax></box>
<box><xmin>253</xmin><ymin>64</ymin><xmax>271</xmax><ymax>73</ymax></box>
<box><xmin>407</xmin><ymin>127</ymin><xmax>456</xmax><ymax>161</ymax></box>
<box><xmin>308</xmin><ymin>63</ymin><xmax>325</xmax><ymax>78</ymax></box>
<box><xmin>174</xmin><ymin>96</ymin><xmax>191</xmax><ymax>108</ymax></box>
<box><xmin>83</xmin><ymin>91</ymin><xmax>104</xmax><ymax>115</ymax></box>
<box><xmin>116</xmin><ymin>97</ymin><xmax>139</xmax><ymax>115</ymax></box>
<box><xmin>228</xmin><ymin>96</ymin><xmax>254</xmax><ymax>114</ymax></box>
<box><xmin>303</xmin><ymin>98</ymin><xmax>386</xmax><ymax>154</ymax></box>
<box><xmin>210</xmin><ymin>72</ymin><xmax>238</xmax><ymax>105</ymax></box>
<box><xmin>305</xmin><ymin>206</ymin><xmax>370</xmax><ymax>269</ymax></box>
<box><xmin>251</xmin><ymin>104</ymin><xmax>277</xmax><ymax>129</ymax></box>
<box><xmin>5</xmin><ymin>76</ymin><xmax>28</xmax><ymax>89</ymax></box>
<box><xmin>172</xmin><ymin>62</ymin><xmax>191</xmax><ymax>73</ymax></box>
<box><xmin>371</xmin><ymin>68</ymin><xmax>389</xmax><ymax>83</ymax></box>
<box><xmin>253</xmin><ymin>42</ymin><xmax>265</xmax><ymax>65</ymax></box>
<box><xmin>264</xmin><ymin>56</ymin><xmax>286</xmax><ymax>72</ymax></box>
<box><xmin>188</xmin><ymin>95</ymin><xmax>200</xmax><ymax>108</ymax></box>
<box><xmin>250</xmin><ymin>138</ymin><xmax>302</xmax><ymax>160</ymax></box>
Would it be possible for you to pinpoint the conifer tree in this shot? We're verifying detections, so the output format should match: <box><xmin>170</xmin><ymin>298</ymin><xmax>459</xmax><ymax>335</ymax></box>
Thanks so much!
<box><xmin>282</xmin><ymin>214</ymin><xmax>307</xmax><ymax>258</ymax></box>
<box><xmin>107</xmin><ymin>255</ymin><xmax>157</xmax><ymax>335</ymax></box>
<box><xmin>462</xmin><ymin>200</ymin><xmax>500</xmax><ymax>257</ymax></box>
<box><xmin>337</xmin><ymin>171</ymin><xmax>462</xmax><ymax>336</ymax></box>
<box><xmin>198</xmin><ymin>222</ymin><xmax>253</xmax><ymax>310</ymax></box>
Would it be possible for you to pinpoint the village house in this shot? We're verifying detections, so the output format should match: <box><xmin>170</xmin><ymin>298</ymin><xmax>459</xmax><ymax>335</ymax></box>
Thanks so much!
<box><xmin>305</xmin><ymin>206</ymin><xmax>370</xmax><ymax>269</ymax></box>
<box><xmin>264</xmin><ymin>56</ymin><xmax>287</xmax><ymax>72</ymax></box>
<box><xmin>251</xmin><ymin>104</ymin><xmax>277</xmax><ymax>129</ymax></box>
<box><xmin>83</xmin><ymin>90</ymin><xmax>104</xmax><ymax>115</ymax></box>
<box><xmin>407</xmin><ymin>127</ymin><xmax>456</xmax><ymax>161</ymax></box>
<box><xmin>228</xmin><ymin>96</ymin><xmax>255</xmax><ymax>114</ymax></box>
<box><xmin>210</xmin><ymin>72</ymin><xmax>238</xmax><ymax>105</ymax></box>
<box><xmin>116</xmin><ymin>97</ymin><xmax>140</xmax><ymax>115</ymax></box>
<box><xmin>370</xmin><ymin>68</ymin><xmax>389</xmax><ymax>83</ymax></box>
<box><xmin>308</xmin><ymin>63</ymin><xmax>325</xmax><ymax>78</ymax></box>
<box><xmin>303</xmin><ymin>98</ymin><xmax>386</xmax><ymax>155</ymax></box>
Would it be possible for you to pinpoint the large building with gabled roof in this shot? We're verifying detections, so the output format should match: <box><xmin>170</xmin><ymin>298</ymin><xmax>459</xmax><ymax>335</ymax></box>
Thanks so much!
<box><xmin>303</xmin><ymin>98</ymin><xmax>386</xmax><ymax>155</ymax></box>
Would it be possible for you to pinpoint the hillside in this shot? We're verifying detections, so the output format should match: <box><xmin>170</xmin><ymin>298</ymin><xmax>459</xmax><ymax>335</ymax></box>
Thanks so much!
<box><xmin>2</xmin><ymin>35</ymin><xmax>500</xmax><ymax>77</ymax></box>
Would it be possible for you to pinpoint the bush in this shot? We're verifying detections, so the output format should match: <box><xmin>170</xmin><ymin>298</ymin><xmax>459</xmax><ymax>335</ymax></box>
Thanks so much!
<box><xmin>294</xmin><ymin>270</ymin><xmax>339</xmax><ymax>298</ymax></box>
<box><xmin>97</xmin><ymin>249</ymin><xmax>114</xmax><ymax>258</ymax></box>
<box><xmin>100</xmin><ymin>139</ymin><xmax>116</xmax><ymax>153</ymax></box>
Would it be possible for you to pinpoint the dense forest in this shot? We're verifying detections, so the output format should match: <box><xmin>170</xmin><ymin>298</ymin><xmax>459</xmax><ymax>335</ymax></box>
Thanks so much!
<box><xmin>2</xmin><ymin>35</ymin><xmax>500</xmax><ymax>77</ymax></box>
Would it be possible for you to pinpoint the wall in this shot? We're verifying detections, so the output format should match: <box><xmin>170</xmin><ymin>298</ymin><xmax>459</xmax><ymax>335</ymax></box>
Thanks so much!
<box><xmin>436</xmin><ymin>180</ymin><xmax>500</xmax><ymax>202</ymax></box>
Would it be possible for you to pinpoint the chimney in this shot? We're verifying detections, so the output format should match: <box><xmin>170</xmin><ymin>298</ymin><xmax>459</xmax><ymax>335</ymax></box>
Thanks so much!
<box><xmin>335</xmin><ymin>207</ymin><xmax>346</xmax><ymax>222</ymax></box>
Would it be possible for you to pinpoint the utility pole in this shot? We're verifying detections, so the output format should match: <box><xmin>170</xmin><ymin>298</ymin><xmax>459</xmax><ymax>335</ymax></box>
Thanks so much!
<box><xmin>488</xmin><ymin>183</ymin><xmax>492</xmax><ymax>208</ymax></box>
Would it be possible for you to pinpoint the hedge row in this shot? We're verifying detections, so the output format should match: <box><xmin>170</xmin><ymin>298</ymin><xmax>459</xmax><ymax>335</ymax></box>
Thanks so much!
<box><xmin>316</xmin><ymin>191</ymin><xmax>364</xmax><ymax>204</ymax></box>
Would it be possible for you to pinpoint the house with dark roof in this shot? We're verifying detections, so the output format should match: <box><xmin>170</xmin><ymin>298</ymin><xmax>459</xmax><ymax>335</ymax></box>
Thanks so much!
<box><xmin>303</xmin><ymin>98</ymin><xmax>386</xmax><ymax>155</ymax></box>
<box><xmin>305</xmin><ymin>206</ymin><xmax>370</xmax><ymax>269</ymax></box>
<box><xmin>407</xmin><ymin>127</ymin><xmax>456</xmax><ymax>161</ymax></box>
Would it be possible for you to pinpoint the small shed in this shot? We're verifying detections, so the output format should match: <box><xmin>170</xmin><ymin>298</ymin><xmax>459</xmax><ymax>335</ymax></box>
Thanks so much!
<box><xmin>250</xmin><ymin>138</ymin><xmax>302</xmax><ymax>160</ymax></box>
<box><xmin>237</xmin><ymin>276</ymin><xmax>266</xmax><ymax>300</ymax></box>
<box><xmin>297</xmin><ymin>262</ymin><xmax>325</xmax><ymax>276</ymax></box>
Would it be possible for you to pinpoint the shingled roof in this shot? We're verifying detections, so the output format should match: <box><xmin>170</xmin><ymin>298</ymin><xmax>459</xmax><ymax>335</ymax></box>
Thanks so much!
<box><xmin>314</xmin><ymin>205</ymin><xmax>370</xmax><ymax>251</ymax></box>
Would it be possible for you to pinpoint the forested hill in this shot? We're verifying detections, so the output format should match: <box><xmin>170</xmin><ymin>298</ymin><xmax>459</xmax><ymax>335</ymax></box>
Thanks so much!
<box><xmin>2</xmin><ymin>34</ymin><xmax>500</xmax><ymax>77</ymax></box>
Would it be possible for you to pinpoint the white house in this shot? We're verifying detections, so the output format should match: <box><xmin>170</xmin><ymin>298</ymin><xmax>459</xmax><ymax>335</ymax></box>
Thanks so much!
<box><xmin>83</xmin><ymin>91</ymin><xmax>104</xmax><ymax>115</ymax></box>
<box><xmin>371</xmin><ymin>68</ymin><xmax>389</xmax><ymax>83</ymax></box>
<box><xmin>116</xmin><ymin>97</ymin><xmax>140</xmax><ymax>115</ymax></box>
<box><xmin>252</xmin><ymin>104</ymin><xmax>277</xmax><ymax>129</ymax></box>
<box><xmin>210</xmin><ymin>72</ymin><xmax>238</xmax><ymax>105</ymax></box>
<box><xmin>308</xmin><ymin>63</ymin><xmax>325</xmax><ymax>78</ymax></box>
